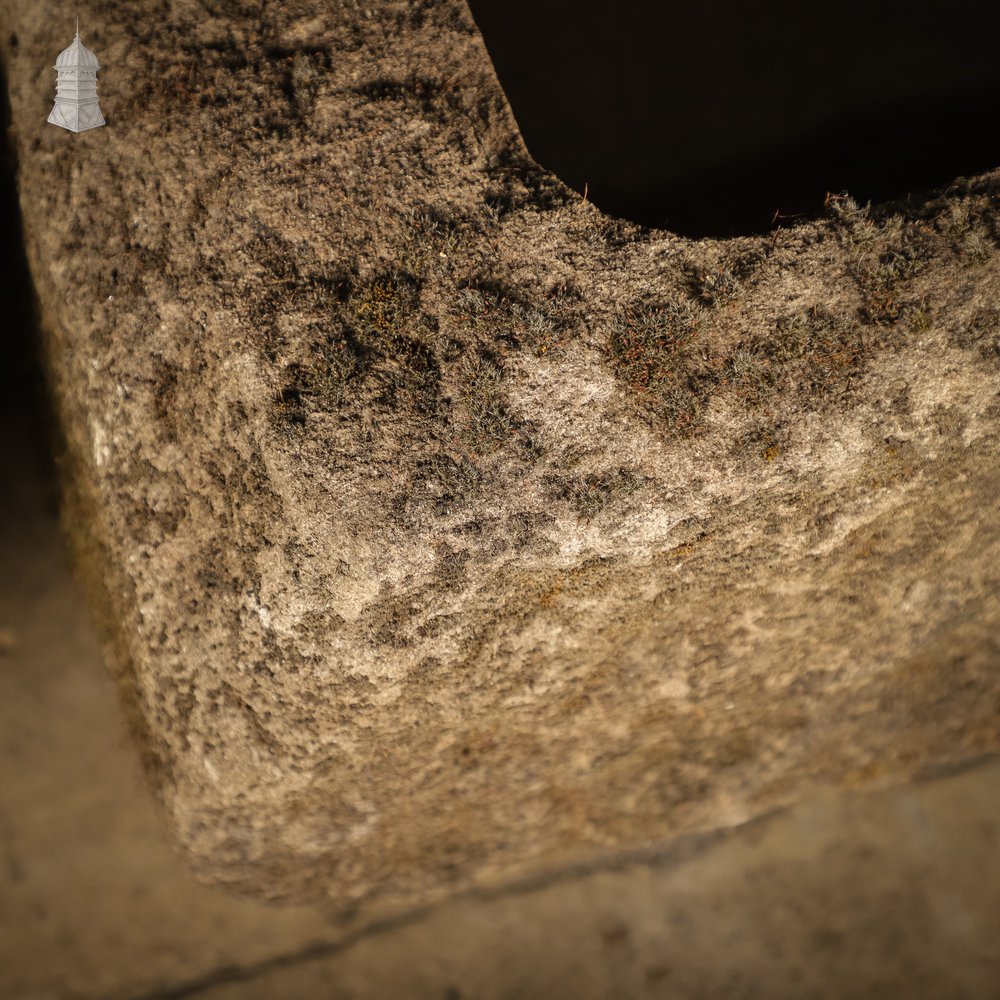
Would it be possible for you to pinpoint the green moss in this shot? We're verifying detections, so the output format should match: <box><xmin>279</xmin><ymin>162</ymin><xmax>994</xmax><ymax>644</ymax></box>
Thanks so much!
<box><xmin>736</xmin><ymin>420</ymin><xmax>784</xmax><ymax>462</ymax></box>
<box><xmin>453</xmin><ymin>278</ymin><xmax>577</xmax><ymax>358</ymax></box>
<box><xmin>455</xmin><ymin>353</ymin><xmax>516</xmax><ymax>452</ymax></box>
<box><xmin>606</xmin><ymin>300</ymin><xmax>722</xmax><ymax>434</ymax></box>
<box><xmin>908</xmin><ymin>300</ymin><xmax>932</xmax><ymax>335</ymax></box>
<box><xmin>433</xmin><ymin>544</ymin><xmax>470</xmax><ymax>591</ymax></box>
<box><xmin>348</xmin><ymin>273</ymin><xmax>442</xmax><ymax>411</ymax></box>
<box><xmin>685</xmin><ymin>263</ymin><xmax>741</xmax><ymax>308</ymax></box>
<box><xmin>545</xmin><ymin>466</ymin><xmax>645</xmax><ymax>519</ymax></box>
<box><xmin>351</xmin><ymin>273</ymin><xmax>419</xmax><ymax>337</ymax></box>
<box><xmin>406</xmin><ymin>452</ymin><xmax>484</xmax><ymax>517</ymax></box>
<box><xmin>726</xmin><ymin>344</ymin><xmax>777</xmax><ymax>407</ymax></box>
<box><xmin>271</xmin><ymin>269</ymin><xmax>447</xmax><ymax>426</ymax></box>
<box><xmin>827</xmin><ymin>192</ymin><xmax>931</xmax><ymax>325</ymax></box>
<box><xmin>396</xmin><ymin>207</ymin><xmax>465</xmax><ymax>277</ymax></box>
<box><xmin>606</xmin><ymin>284</ymin><xmax>884</xmax><ymax>442</ymax></box>
<box><xmin>607</xmin><ymin>301</ymin><xmax>700</xmax><ymax>391</ymax></box>
<box><xmin>937</xmin><ymin>201</ymin><xmax>997</xmax><ymax>266</ymax></box>
<box><xmin>952</xmin><ymin>308</ymin><xmax>1000</xmax><ymax>365</ymax></box>
<box><xmin>759</xmin><ymin>308</ymin><xmax>873</xmax><ymax>396</ymax></box>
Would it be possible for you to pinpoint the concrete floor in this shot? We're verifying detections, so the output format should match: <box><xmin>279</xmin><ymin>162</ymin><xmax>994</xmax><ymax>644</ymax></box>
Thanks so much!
<box><xmin>2</xmin><ymin>408</ymin><xmax>999</xmax><ymax>1000</ymax></box>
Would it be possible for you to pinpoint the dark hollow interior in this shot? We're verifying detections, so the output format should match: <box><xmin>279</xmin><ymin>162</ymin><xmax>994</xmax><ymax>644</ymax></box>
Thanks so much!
<box><xmin>467</xmin><ymin>0</ymin><xmax>1000</xmax><ymax>237</ymax></box>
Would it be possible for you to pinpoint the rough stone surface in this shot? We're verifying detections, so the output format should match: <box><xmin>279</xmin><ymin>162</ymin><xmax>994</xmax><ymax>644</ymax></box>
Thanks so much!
<box><xmin>2</xmin><ymin>0</ymin><xmax>999</xmax><ymax>914</ymax></box>
<box><xmin>4</xmin><ymin>404</ymin><xmax>999</xmax><ymax>1000</ymax></box>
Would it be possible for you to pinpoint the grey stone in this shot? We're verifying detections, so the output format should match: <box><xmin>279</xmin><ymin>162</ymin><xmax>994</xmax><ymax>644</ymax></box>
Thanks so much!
<box><xmin>2</xmin><ymin>0</ymin><xmax>998</xmax><ymax>917</ymax></box>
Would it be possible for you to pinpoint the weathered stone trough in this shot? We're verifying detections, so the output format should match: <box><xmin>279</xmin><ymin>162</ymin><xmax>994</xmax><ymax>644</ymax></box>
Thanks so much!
<box><xmin>2</xmin><ymin>0</ymin><xmax>998</xmax><ymax>918</ymax></box>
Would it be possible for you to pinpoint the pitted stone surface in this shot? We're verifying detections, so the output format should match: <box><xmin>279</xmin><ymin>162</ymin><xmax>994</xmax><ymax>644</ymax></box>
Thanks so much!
<box><xmin>2</xmin><ymin>0</ymin><xmax>998</xmax><ymax>913</ymax></box>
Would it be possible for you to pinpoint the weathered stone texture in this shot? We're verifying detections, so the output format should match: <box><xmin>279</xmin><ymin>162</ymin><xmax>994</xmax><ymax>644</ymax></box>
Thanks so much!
<box><xmin>2</xmin><ymin>0</ymin><xmax>998</xmax><ymax>913</ymax></box>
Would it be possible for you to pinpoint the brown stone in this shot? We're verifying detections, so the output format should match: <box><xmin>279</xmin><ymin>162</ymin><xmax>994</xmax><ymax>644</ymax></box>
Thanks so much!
<box><xmin>2</xmin><ymin>0</ymin><xmax>998</xmax><ymax>916</ymax></box>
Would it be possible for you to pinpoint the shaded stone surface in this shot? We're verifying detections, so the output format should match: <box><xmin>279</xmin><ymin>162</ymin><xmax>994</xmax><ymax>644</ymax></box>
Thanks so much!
<box><xmin>1</xmin><ymin>442</ymin><xmax>997</xmax><ymax>1000</ymax></box>
<box><xmin>0</xmin><ymin>419</ymin><xmax>345</xmax><ymax>1000</ymax></box>
<box><xmin>1</xmin><ymin>0</ymin><xmax>998</xmax><ymax>915</ymax></box>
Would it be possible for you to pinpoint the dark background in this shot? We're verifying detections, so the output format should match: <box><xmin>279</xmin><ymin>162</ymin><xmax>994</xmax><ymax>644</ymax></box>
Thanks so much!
<box><xmin>1</xmin><ymin>57</ymin><xmax>56</xmax><ymax>517</ymax></box>
<box><xmin>466</xmin><ymin>0</ymin><xmax>1000</xmax><ymax>236</ymax></box>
